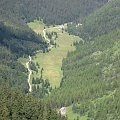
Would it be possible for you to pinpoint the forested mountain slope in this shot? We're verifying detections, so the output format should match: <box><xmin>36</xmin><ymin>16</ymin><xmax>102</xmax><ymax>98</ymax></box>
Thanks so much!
<box><xmin>0</xmin><ymin>46</ymin><xmax>29</xmax><ymax>93</ymax></box>
<box><xmin>0</xmin><ymin>0</ymin><xmax>107</xmax><ymax>25</ymax></box>
<box><xmin>23</xmin><ymin>0</ymin><xmax>107</xmax><ymax>24</ymax></box>
<box><xmin>0</xmin><ymin>85</ymin><xmax>67</xmax><ymax>120</ymax></box>
<box><xmin>0</xmin><ymin>0</ymin><xmax>48</xmax><ymax>56</ymax></box>
<box><xmin>0</xmin><ymin>0</ymin><xmax>119</xmax><ymax>119</ymax></box>
<box><xmin>48</xmin><ymin>0</ymin><xmax>120</xmax><ymax>119</ymax></box>
<box><xmin>0</xmin><ymin>1</ymin><xmax>45</xmax><ymax>100</ymax></box>
<box><xmin>68</xmin><ymin>0</ymin><xmax>120</xmax><ymax>39</ymax></box>
<box><xmin>0</xmin><ymin>16</ymin><xmax>46</xmax><ymax>93</ymax></box>
<box><xmin>0</xmin><ymin>0</ymin><xmax>107</xmax><ymax>95</ymax></box>
<box><xmin>0</xmin><ymin>0</ymin><xmax>107</xmax><ymax>57</ymax></box>
<box><xmin>0</xmin><ymin>18</ymin><xmax>46</xmax><ymax>56</ymax></box>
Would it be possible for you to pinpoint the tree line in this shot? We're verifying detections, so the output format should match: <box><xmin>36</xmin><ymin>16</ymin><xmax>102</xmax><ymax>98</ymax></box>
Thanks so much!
<box><xmin>47</xmin><ymin>0</ymin><xmax>120</xmax><ymax>119</ymax></box>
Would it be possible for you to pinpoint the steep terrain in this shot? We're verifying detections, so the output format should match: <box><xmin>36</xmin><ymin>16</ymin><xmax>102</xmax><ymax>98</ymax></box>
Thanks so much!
<box><xmin>19</xmin><ymin>21</ymin><xmax>80</xmax><ymax>99</ymax></box>
<box><xmin>68</xmin><ymin>0</ymin><xmax>120</xmax><ymax>39</ymax></box>
<box><xmin>0</xmin><ymin>0</ymin><xmax>45</xmax><ymax>94</ymax></box>
<box><xmin>0</xmin><ymin>0</ymin><xmax>107</xmax><ymax>25</ymax></box>
<box><xmin>47</xmin><ymin>0</ymin><xmax>120</xmax><ymax>119</ymax></box>
<box><xmin>0</xmin><ymin>46</ymin><xmax>29</xmax><ymax>93</ymax></box>
<box><xmin>0</xmin><ymin>0</ymin><xmax>107</xmax><ymax>93</ymax></box>
<box><xmin>0</xmin><ymin>85</ymin><xmax>67</xmax><ymax>120</ymax></box>
<box><xmin>0</xmin><ymin>0</ymin><xmax>120</xmax><ymax>119</ymax></box>
<box><xmin>23</xmin><ymin>0</ymin><xmax>107</xmax><ymax>24</ymax></box>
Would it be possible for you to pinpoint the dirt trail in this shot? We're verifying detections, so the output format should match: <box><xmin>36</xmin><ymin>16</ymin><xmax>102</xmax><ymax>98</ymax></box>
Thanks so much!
<box><xmin>26</xmin><ymin>55</ymin><xmax>32</xmax><ymax>92</ymax></box>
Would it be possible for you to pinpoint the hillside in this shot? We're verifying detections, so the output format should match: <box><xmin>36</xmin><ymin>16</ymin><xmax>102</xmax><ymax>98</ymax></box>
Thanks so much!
<box><xmin>68</xmin><ymin>0</ymin><xmax>120</xmax><ymax>39</ymax></box>
<box><xmin>0</xmin><ymin>18</ymin><xmax>46</xmax><ymax>93</ymax></box>
<box><xmin>0</xmin><ymin>18</ymin><xmax>46</xmax><ymax>56</ymax></box>
<box><xmin>23</xmin><ymin>0</ymin><xmax>107</xmax><ymax>24</ymax></box>
<box><xmin>0</xmin><ymin>0</ymin><xmax>47</xmax><ymax>56</ymax></box>
<box><xmin>0</xmin><ymin>0</ymin><xmax>45</xmax><ymax>94</ymax></box>
<box><xmin>0</xmin><ymin>0</ymin><xmax>107</xmax><ymax>93</ymax></box>
<box><xmin>0</xmin><ymin>0</ymin><xmax>107</xmax><ymax>91</ymax></box>
<box><xmin>0</xmin><ymin>0</ymin><xmax>109</xmax><ymax>55</ymax></box>
<box><xmin>0</xmin><ymin>0</ymin><xmax>107</xmax><ymax>25</ymax></box>
<box><xmin>47</xmin><ymin>0</ymin><xmax>120</xmax><ymax>119</ymax></box>
<box><xmin>0</xmin><ymin>85</ymin><xmax>67</xmax><ymax>120</ymax></box>
<box><xmin>80</xmin><ymin>0</ymin><xmax>120</xmax><ymax>39</ymax></box>
<box><xmin>0</xmin><ymin>0</ymin><xmax>120</xmax><ymax>120</ymax></box>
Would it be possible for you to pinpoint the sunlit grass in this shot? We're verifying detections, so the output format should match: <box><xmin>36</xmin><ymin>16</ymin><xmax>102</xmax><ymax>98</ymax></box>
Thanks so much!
<box><xmin>67</xmin><ymin>105</ymin><xmax>88</xmax><ymax>120</ymax></box>
<box><xmin>33</xmin><ymin>34</ymin><xmax>79</xmax><ymax>88</ymax></box>
<box><xmin>26</xmin><ymin>20</ymin><xmax>80</xmax><ymax>88</ymax></box>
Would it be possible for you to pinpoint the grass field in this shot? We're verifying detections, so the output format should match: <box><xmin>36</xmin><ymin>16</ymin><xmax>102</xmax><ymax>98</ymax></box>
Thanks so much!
<box><xmin>18</xmin><ymin>57</ymin><xmax>28</xmax><ymax>67</ymax></box>
<box><xmin>27</xmin><ymin>20</ymin><xmax>45</xmax><ymax>35</ymax></box>
<box><xmin>27</xmin><ymin>20</ymin><xmax>80</xmax><ymax>88</ymax></box>
<box><xmin>19</xmin><ymin>20</ymin><xmax>87</xmax><ymax>120</ymax></box>
<box><xmin>19</xmin><ymin>20</ymin><xmax>80</xmax><ymax>88</ymax></box>
<box><xmin>67</xmin><ymin>105</ymin><xmax>88</xmax><ymax>120</ymax></box>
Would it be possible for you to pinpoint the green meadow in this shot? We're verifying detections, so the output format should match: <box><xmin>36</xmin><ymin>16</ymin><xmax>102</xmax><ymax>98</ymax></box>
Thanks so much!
<box><xmin>28</xmin><ymin>20</ymin><xmax>80</xmax><ymax>88</ymax></box>
<box><xmin>27</xmin><ymin>20</ymin><xmax>86</xmax><ymax>120</ymax></box>
<box><xmin>66</xmin><ymin>105</ymin><xmax>88</xmax><ymax>120</ymax></box>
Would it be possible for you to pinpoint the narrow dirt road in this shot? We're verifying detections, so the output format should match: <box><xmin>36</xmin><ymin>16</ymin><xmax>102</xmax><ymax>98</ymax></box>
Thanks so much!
<box><xmin>26</xmin><ymin>25</ymin><xmax>66</xmax><ymax>92</ymax></box>
<box><xmin>43</xmin><ymin>29</ymin><xmax>50</xmax><ymax>43</ymax></box>
<box><xmin>26</xmin><ymin>26</ymin><xmax>62</xmax><ymax>92</ymax></box>
<box><xmin>43</xmin><ymin>25</ymin><xmax>65</xmax><ymax>49</ymax></box>
<box><xmin>26</xmin><ymin>55</ymin><xmax>32</xmax><ymax>92</ymax></box>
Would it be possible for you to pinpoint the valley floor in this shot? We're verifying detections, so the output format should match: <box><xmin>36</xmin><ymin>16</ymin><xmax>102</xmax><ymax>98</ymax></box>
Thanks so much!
<box><xmin>28</xmin><ymin>20</ymin><xmax>80</xmax><ymax>88</ymax></box>
<box><xmin>19</xmin><ymin>20</ymin><xmax>85</xmax><ymax>120</ymax></box>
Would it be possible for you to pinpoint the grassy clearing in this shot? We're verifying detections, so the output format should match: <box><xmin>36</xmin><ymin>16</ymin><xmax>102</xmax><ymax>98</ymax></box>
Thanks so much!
<box><xmin>20</xmin><ymin>20</ymin><xmax>84</xmax><ymax>120</ymax></box>
<box><xmin>18</xmin><ymin>57</ymin><xmax>28</xmax><ymax>67</ymax></box>
<box><xmin>28</xmin><ymin>21</ymin><xmax>80</xmax><ymax>88</ymax></box>
<box><xmin>17</xmin><ymin>20</ymin><xmax>79</xmax><ymax>89</ymax></box>
<box><xmin>27</xmin><ymin>20</ymin><xmax>45</xmax><ymax>35</ymax></box>
<box><xmin>33</xmin><ymin>34</ymin><xmax>79</xmax><ymax>88</ymax></box>
<box><xmin>67</xmin><ymin>105</ymin><xmax>88</xmax><ymax>120</ymax></box>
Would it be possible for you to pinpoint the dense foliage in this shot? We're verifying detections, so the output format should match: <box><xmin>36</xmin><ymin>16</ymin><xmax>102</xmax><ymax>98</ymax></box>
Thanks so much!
<box><xmin>48</xmin><ymin>0</ymin><xmax>120</xmax><ymax>119</ymax></box>
<box><xmin>0</xmin><ymin>20</ymin><xmax>46</xmax><ymax>56</ymax></box>
<box><xmin>0</xmin><ymin>85</ymin><xmax>67</xmax><ymax>120</ymax></box>
<box><xmin>24</xmin><ymin>0</ymin><xmax>107</xmax><ymax>25</ymax></box>
<box><xmin>1</xmin><ymin>0</ymin><xmax>120</xmax><ymax>119</ymax></box>
<box><xmin>32</xmin><ymin>78</ymin><xmax>52</xmax><ymax>98</ymax></box>
<box><xmin>0</xmin><ymin>46</ymin><xmax>29</xmax><ymax>93</ymax></box>
<box><xmin>0</xmin><ymin>0</ymin><xmax>107</xmax><ymax>25</ymax></box>
<box><xmin>0</xmin><ymin>0</ymin><xmax>106</xmax><ymax>93</ymax></box>
<box><xmin>81</xmin><ymin>0</ymin><xmax>120</xmax><ymax>39</ymax></box>
<box><xmin>0</xmin><ymin>0</ymin><xmax>45</xmax><ymax>95</ymax></box>
<box><xmin>0</xmin><ymin>0</ymin><xmax>107</xmax><ymax>93</ymax></box>
<box><xmin>68</xmin><ymin>0</ymin><xmax>120</xmax><ymax>40</ymax></box>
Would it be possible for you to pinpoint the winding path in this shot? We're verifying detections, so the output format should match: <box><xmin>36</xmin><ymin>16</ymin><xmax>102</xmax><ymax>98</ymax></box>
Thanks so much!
<box><xmin>43</xmin><ymin>25</ymin><xmax>65</xmax><ymax>49</ymax></box>
<box><xmin>26</xmin><ymin>55</ymin><xmax>32</xmax><ymax>92</ymax></box>
<box><xmin>43</xmin><ymin>29</ymin><xmax>54</xmax><ymax>50</ymax></box>
<box><xmin>26</xmin><ymin>25</ymin><xmax>66</xmax><ymax>92</ymax></box>
<box><xmin>43</xmin><ymin>29</ymin><xmax>50</xmax><ymax>43</ymax></box>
